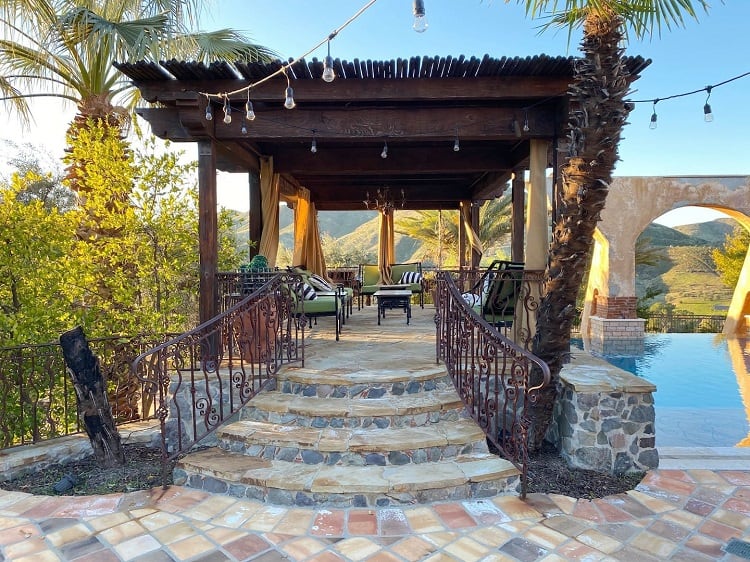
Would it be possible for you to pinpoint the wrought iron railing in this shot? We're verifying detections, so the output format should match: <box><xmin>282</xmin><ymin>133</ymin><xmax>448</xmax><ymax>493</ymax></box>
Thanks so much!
<box><xmin>433</xmin><ymin>266</ymin><xmax>545</xmax><ymax>351</ymax></box>
<box><xmin>132</xmin><ymin>272</ymin><xmax>303</xmax><ymax>485</ymax></box>
<box><xmin>0</xmin><ymin>335</ymin><xmax>164</xmax><ymax>448</ymax></box>
<box><xmin>434</xmin><ymin>271</ymin><xmax>550</xmax><ymax>498</ymax></box>
<box><xmin>644</xmin><ymin>313</ymin><xmax>726</xmax><ymax>333</ymax></box>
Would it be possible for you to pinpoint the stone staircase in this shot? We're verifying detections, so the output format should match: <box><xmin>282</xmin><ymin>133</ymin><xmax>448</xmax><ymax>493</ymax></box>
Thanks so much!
<box><xmin>173</xmin><ymin>307</ymin><xmax>520</xmax><ymax>507</ymax></box>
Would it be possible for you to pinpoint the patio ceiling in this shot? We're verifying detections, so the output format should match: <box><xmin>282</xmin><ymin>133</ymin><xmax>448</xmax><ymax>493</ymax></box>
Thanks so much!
<box><xmin>116</xmin><ymin>54</ymin><xmax>650</xmax><ymax>211</ymax></box>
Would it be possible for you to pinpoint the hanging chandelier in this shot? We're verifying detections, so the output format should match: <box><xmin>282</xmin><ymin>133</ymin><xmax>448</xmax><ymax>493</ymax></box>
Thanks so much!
<box><xmin>363</xmin><ymin>187</ymin><xmax>406</xmax><ymax>213</ymax></box>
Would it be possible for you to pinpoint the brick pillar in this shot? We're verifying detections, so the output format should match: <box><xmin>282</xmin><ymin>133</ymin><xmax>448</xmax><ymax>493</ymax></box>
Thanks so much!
<box><xmin>595</xmin><ymin>296</ymin><xmax>638</xmax><ymax>319</ymax></box>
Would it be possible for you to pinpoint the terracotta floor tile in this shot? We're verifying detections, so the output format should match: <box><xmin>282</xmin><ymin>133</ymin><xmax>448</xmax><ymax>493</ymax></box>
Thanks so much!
<box><xmin>333</xmin><ymin>537</ymin><xmax>382</xmax><ymax>561</ymax></box>
<box><xmin>309</xmin><ymin>552</ymin><xmax>347</xmax><ymax>562</ymax></box>
<box><xmin>542</xmin><ymin>514</ymin><xmax>591</xmax><ymax>538</ymax></box>
<box><xmin>149</xmin><ymin>486</ymin><xmax>210</xmax><ymax>512</ymax></box>
<box><xmin>390</xmin><ymin>536</ymin><xmax>438</xmax><ymax>561</ymax></box>
<box><xmin>491</xmin><ymin>495</ymin><xmax>543</xmax><ymax>520</ymax></box>
<box><xmin>461</xmin><ymin>499</ymin><xmax>511</xmax><ymax>525</ymax></box>
<box><xmin>593</xmin><ymin>522</ymin><xmax>638</xmax><ymax>543</ymax></box>
<box><xmin>98</xmin><ymin>521</ymin><xmax>148</xmax><ymax>545</ymax></box>
<box><xmin>311</xmin><ymin>509</ymin><xmax>346</xmax><ymax>537</ymax></box>
<box><xmin>348</xmin><ymin>510</ymin><xmax>378</xmax><ymax>535</ymax></box>
<box><xmin>87</xmin><ymin>512</ymin><xmax>133</xmax><ymax>532</ymax></box>
<box><xmin>377</xmin><ymin>508</ymin><xmax>410</xmax><ymax>536</ymax></box>
<box><xmin>720</xmin><ymin>471</ymin><xmax>750</xmax><ymax>486</ymax></box>
<box><xmin>211</xmin><ymin>501</ymin><xmax>263</xmax><ymax>527</ymax></box>
<box><xmin>710</xmin><ymin>508</ymin><xmax>750</xmax><ymax>531</ymax></box>
<box><xmin>684</xmin><ymin>534</ymin><xmax>726</xmax><ymax>559</ymax></box>
<box><xmin>638</xmin><ymin>473</ymin><xmax>696</xmax><ymax>497</ymax></box>
<box><xmin>574</xmin><ymin>528</ymin><xmax>623</xmax><ymax>554</ymax></box>
<box><xmin>52</xmin><ymin>495</ymin><xmax>123</xmax><ymax>518</ymax></box>
<box><xmin>498</xmin><ymin>536</ymin><xmax>549</xmax><ymax>562</ymax></box>
<box><xmin>648</xmin><ymin>519</ymin><xmax>692</xmax><ymax>542</ymax></box>
<box><xmin>660</xmin><ymin>509</ymin><xmax>704</xmax><ymax>530</ymax></box>
<box><xmin>433</xmin><ymin>503</ymin><xmax>477</xmax><ymax>529</ymax></box>
<box><xmin>548</xmin><ymin>493</ymin><xmax>577</xmax><ymax>515</ymax></box>
<box><xmin>555</xmin><ymin>541</ymin><xmax>606</xmax><ymax>561</ymax></box>
<box><xmin>467</xmin><ymin>526</ymin><xmax>513</xmax><ymax>548</ymax></box>
<box><xmin>629</xmin><ymin>530</ymin><xmax>678</xmax><ymax>559</ymax></box>
<box><xmin>0</xmin><ymin>523</ymin><xmax>42</xmax><ymax>546</ymax></box>
<box><xmin>166</xmin><ymin>534</ymin><xmax>217</xmax><ymax>561</ymax></box>
<box><xmin>241</xmin><ymin>505</ymin><xmax>288</xmax><ymax>532</ymax></box>
<box><xmin>151</xmin><ymin>521</ymin><xmax>198</xmax><ymax>545</ymax></box>
<box><xmin>4</xmin><ymin>535</ymin><xmax>54</xmax><ymax>559</ymax></box>
<box><xmin>421</xmin><ymin>531</ymin><xmax>460</xmax><ymax>548</ymax></box>
<box><xmin>223</xmin><ymin>534</ymin><xmax>274</xmax><ymax>560</ymax></box>
<box><xmin>571</xmin><ymin>500</ymin><xmax>605</xmax><ymax>523</ymax></box>
<box><xmin>685</xmin><ymin>498</ymin><xmax>716</xmax><ymax>516</ymax></box>
<box><xmin>648</xmin><ymin>469</ymin><xmax>693</xmax><ymax>484</ymax></box>
<box><xmin>280</xmin><ymin>536</ymin><xmax>328</xmax><ymax>559</ymax></box>
<box><xmin>687</xmin><ymin>470</ymin><xmax>734</xmax><ymax>485</ymax></box>
<box><xmin>364</xmin><ymin>552</ymin><xmax>401</xmax><ymax>562</ymax></box>
<box><xmin>522</xmin><ymin>525</ymin><xmax>569</xmax><ymax>550</ymax></box>
<box><xmin>74</xmin><ymin>550</ymin><xmax>121</xmax><ymax>562</ymax></box>
<box><xmin>442</xmin><ymin>536</ymin><xmax>491</xmax><ymax>561</ymax></box>
<box><xmin>45</xmin><ymin>522</ymin><xmax>92</xmax><ymax>548</ymax></box>
<box><xmin>698</xmin><ymin>519</ymin><xmax>744</xmax><ymax>542</ymax></box>
<box><xmin>204</xmin><ymin>526</ymin><xmax>246</xmax><ymax>545</ymax></box>
<box><xmin>592</xmin><ymin>500</ymin><xmax>635</xmax><ymax>523</ymax></box>
<box><xmin>138</xmin><ymin>510</ymin><xmax>184</xmax><ymax>531</ymax></box>
<box><xmin>112</xmin><ymin>533</ymin><xmax>162</xmax><ymax>561</ymax></box>
<box><xmin>186</xmin><ymin>495</ymin><xmax>240</xmax><ymax>522</ymax></box>
<box><xmin>523</xmin><ymin>493</ymin><xmax>565</xmax><ymax>517</ymax></box>
<box><xmin>274</xmin><ymin>508</ymin><xmax>314</xmax><ymax>536</ymax></box>
<box><xmin>625</xmin><ymin>489</ymin><xmax>676</xmax><ymax>513</ymax></box>
<box><xmin>723</xmin><ymin>498</ymin><xmax>750</xmax><ymax>517</ymax></box>
<box><xmin>404</xmin><ymin>507</ymin><xmax>445</xmax><ymax>534</ymax></box>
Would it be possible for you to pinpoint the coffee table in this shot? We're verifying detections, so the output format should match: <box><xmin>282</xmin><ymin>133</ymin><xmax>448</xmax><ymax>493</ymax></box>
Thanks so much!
<box><xmin>373</xmin><ymin>288</ymin><xmax>412</xmax><ymax>325</ymax></box>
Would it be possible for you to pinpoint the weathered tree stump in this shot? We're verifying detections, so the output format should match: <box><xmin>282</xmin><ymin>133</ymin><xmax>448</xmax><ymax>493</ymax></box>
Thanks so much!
<box><xmin>60</xmin><ymin>326</ymin><xmax>125</xmax><ymax>468</ymax></box>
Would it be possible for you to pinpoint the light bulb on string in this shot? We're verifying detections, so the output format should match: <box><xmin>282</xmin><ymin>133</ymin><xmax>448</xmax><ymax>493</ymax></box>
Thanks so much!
<box><xmin>311</xmin><ymin>130</ymin><xmax>318</xmax><ymax>153</ymax></box>
<box><xmin>241</xmin><ymin>119</ymin><xmax>248</xmax><ymax>135</ymax></box>
<box><xmin>649</xmin><ymin>99</ymin><xmax>658</xmax><ymax>130</ymax></box>
<box><xmin>222</xmin><ymin>96</ymin><xmax>232</xmax><ymax>124</ymax></box>
<box><xmin>245</xmin><ymin>96</ymin><xmax>255</xmax><ymax>121</ymax></box>
<box><xmin>322</xmin><ymin>38</ymin><xmax>336</xmax><ymax>83</ymax></box>
<box><xmin>205</xmin><ymin>102</ymin><xmax>213</xmax><ymax>121</ymax></box>
<box><xmin>453</xmin><ymin>129</ymin><xmax>460</xmax><ymax>152</ymax></box>
<box><xmin>703</xmin><ymin>86</ymin><xmax>713</xmax><ymax>122</ymax></box>
<box><xmin>523</xmin><ymin>110</ymin><xmax>530</xmax><ymax>132</ymax></box>
<box><xmin>412</xmin><ymin>0</ymin><xmax>428</xmax><ymax>32</ymax></box>
<box><xmin>283</xmin><ymin>68</ymin><xmax>296</xmax><ymax>109</ymax></box>
<box><xmin>381</xmin><ymin>140</ymin><xmax>388</xmax><ymax>159</ymax></box>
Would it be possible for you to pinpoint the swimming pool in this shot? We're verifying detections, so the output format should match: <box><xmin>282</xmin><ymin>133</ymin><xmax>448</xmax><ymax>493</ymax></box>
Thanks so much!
<box><xmin>573</xmin><ymin>334</ymin><xmax>750</xmax><ymax>448</ymax></box>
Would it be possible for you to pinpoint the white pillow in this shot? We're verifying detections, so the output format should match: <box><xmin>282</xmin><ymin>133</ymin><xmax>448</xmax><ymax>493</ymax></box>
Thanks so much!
<box><xmin>462</xmin><ymin>293</ymin><xmax>481</xmax><ymax>307</ymax></box>
<box><xmin>308</xmin><ymin>273</ymin><xmax>334</xmax><ymax>292</ymax></box>
<box><xmin>398</xmin><ymin>271</ymin><xmax>422</xmax><ymax>284</ymax></box>
<box><xmin>295</xmin><ymin>282</ymin><xmax>317</xmax><ymax>300</ymax></box>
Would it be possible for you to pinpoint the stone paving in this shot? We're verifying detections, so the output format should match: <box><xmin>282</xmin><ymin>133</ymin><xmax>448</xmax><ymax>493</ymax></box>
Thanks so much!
<box><xmin>1</xmin><ymin>305</ymin><xmax>749</xmax><ymax>561</ymax></box>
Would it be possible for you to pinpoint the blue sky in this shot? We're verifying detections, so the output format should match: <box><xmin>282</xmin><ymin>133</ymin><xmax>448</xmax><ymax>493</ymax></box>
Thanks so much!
<box><xmin>3</xmin><ymin>0</ymin><xmax>748</xmax><ymax>225</ymax></box>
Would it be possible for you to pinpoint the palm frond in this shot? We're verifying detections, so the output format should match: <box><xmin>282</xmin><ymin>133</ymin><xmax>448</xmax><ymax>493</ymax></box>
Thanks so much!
<box><xmin>169</xmin><ymin>29</ymin><xmax>278</xmax><ymax>62</ymax></box>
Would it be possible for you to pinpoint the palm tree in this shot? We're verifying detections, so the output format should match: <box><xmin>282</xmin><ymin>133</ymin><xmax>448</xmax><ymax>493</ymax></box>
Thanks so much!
<box><xmin>396</xmin><ymin>195</ymin><xmax>513</xmax><ymax>266</ymax></box>
<box><xmin>0</xmin><ymin>0</ymin><xmax>275</xmax><ymax>131</ymax></box>
<box><xmin>509</xmin><ymin>0</ymin><xmax>709</xmax><ymax>448</ymax></box>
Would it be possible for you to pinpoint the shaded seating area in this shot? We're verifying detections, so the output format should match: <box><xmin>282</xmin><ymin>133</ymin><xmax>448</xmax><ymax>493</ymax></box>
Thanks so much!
<box><xmin>288</xmin><ymin>268</ymin><xmax>349</xmax><ymax>341</ymax></box>
<box><xmin>358</xmin><ymin>262</ymin><xmax>424</xmax><ymax>310</ymax></box>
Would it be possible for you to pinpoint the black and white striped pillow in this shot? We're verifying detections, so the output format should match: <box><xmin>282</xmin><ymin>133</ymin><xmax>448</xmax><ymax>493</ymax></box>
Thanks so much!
<box><xmin>294</xmin><ymin>282</ymin><xmax>317</xmax><ymax>300</ymax></box>
<box><xmin>308</xmin><ymin>273</ymin><xmax>334</xmax><ymax>292</ymax></box>
<box><xmin>398</xmin><ymin>271</ymin><xmax>422</xmax><ymax>284</ymax></box>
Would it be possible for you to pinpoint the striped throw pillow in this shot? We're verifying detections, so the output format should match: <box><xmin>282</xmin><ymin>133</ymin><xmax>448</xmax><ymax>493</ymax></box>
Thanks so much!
<box><xmin>398</xmin><ymin>271</ymin><xmax>422</xmax><ymax>284</ymax></box>
<box><xmin>308</xmin><ymin>273</ymin><xmax>334</xmax><ymax>291</ymax></box>
<box><xmin>294</xmin><ymin>282</ymin><xmax>317</xmax><ymax>300</ymax></box>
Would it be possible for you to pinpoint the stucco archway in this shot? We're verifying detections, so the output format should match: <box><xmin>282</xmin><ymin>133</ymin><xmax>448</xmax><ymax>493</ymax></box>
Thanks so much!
<box><xmin>581</xmin><ymin>176</ymin><xmax>750</xmax><ymax>342</ymax></box>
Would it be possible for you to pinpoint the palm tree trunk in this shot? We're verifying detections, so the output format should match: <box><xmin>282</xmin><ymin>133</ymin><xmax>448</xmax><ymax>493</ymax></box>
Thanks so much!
<box><xmin>529</xmin><ymin>10</ymin><xmax>633</xmax><ymax>449</ymax></box>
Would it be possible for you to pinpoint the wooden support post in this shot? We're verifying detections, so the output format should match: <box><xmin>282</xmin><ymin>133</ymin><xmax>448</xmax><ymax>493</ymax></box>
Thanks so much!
<box><xmin>59</xmin><ymin>327</ymin><xmax>125</xmax><ymax>468</ymax></box>
<box><xmin>470</xmin><ymin>202</ymin><xmax>481</xmax><ymax>269</ymax></box>
<box><xmin>511</xmin><ymin>169</ymin><xmax>525</xmax><ymax>263</ymax></box>
<box><xmin>248</xmin><ymin>169</ymin><xmax>261</xmax><ymax>260</ymax></box>
<box><xmin>198</xmin><ymin>140</ymin><xmax>218</xmax><ymax>326</ymax></box>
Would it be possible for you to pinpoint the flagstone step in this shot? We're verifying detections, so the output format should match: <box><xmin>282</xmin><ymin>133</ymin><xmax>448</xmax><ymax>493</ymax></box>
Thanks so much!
<box><xmin>174</xmin><ymin>447</ymin><xmax>520</xmax><ymax>507</ymax></box>
<box><xmin>217</xmin><ymin>418</ymin><xmax>488</xmax><ymax>465</ymax></box>
<box><xmin>276</xmin><ymin>365</ymin><xmax>452</xmax><ymax>397</ymax></box>
<box><xmin>239</xmin><ymin>389</ymin><xmax>466</xmax><ymax>428</ymax></box>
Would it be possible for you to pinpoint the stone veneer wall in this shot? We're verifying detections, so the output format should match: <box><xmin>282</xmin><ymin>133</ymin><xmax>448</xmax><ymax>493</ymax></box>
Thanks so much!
<box><xmin>546</xmin><ymin>350</ymin><xmax>659</xmax><ymax>475</ymax></box>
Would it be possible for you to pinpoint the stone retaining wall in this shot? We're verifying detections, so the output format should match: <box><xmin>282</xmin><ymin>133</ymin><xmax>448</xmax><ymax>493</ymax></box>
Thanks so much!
<box><xmin>546</xmin><ymin>350</ymin><xmax>659</xmax><ymax>475</ymax></box>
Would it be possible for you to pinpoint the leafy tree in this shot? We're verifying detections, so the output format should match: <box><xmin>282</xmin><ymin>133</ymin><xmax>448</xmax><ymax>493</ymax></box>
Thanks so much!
<box><xmin>0</xmin><ymin>173</ymin><xmax>81</xmax><ymax>344</ymax></box>
<box><xmin>509</xmin><ymin>0</ymin><xmax>708</xmax><ymax>448</ymax></box>
<box><xmin>712</xmin><ymin>226</ymin><xmax>750</xmax><ymax>288</ymax></box>
<box><xmin>1</xmin><ymin>141</ymin><xmax>75</xmax><ymax>211</ymax></box>
<box><xmin>321</xmin><ymin>234</ymin><xmax>375</xmax><ymax>268</ymax></box>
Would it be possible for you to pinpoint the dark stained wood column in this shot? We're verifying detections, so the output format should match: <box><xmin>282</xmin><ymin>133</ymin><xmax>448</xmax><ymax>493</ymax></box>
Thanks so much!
<box><xmin>248</xmin><ymin>169</ymin><xmax>261</xmax><ymax>260</ymax></box>
<box><xmin>470</xmin><ymin>202</ymin><xmax>481</xmax><ymax>269</ymax></box>
<box><xmin>458</xmin><ymin>201</ymin><xmax>468</xmax><ymax>269</ymax></box>
<box><xmin>198</xmin><ymin>140</ymin><xmax>218</xmax><ymax>326</ymax></box>
<box><xmin>511</xmin><ymin>169</ymin><xmax>525</xmax><ymax>263</ymax></box>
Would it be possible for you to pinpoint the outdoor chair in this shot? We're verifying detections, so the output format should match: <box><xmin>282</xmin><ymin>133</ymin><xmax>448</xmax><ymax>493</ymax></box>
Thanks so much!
<box><xmin>389</xmin><ymin>262</ymin><xmax>425</xmax><ymax>308</ymax></box>
<box><xmin>463</xmin><ymin>260</ymin><xmax>525</xmax><ymax>328</ymax></box>
<box><xmin>357</xmin><ymin>263</ymin><xmax>381</xmax><ymax>309</ymax></box>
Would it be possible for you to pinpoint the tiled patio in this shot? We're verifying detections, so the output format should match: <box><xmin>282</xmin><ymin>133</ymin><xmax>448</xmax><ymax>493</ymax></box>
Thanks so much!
<box><xmin>1</xmin><ymin>305</ymin><xmax>749</xmax><ymax>561</ymax></box>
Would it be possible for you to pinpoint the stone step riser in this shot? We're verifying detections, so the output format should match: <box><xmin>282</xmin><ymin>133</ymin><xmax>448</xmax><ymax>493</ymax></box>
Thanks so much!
<box><xmin>278</xmin><ymin>376</ymin><xmax>453</xmax><ymax>398</ymax></box>
<box><xmin>239</xmin><ymin>407</ymin><xmax>467</xmax><ymax>428</ymax></box>
<box><xmin>218</xmin><ymin>440</ymin><xmax>489</xmax><ymax>466</ymax></box>
<box><xmin>178</xmin><ymin>471</ymin><xmax>520</xmax><ymax>507</ymax></box>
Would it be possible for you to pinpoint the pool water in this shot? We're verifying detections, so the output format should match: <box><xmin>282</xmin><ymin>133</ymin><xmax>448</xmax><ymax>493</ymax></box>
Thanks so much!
<box><xmin>573</xmin><ymin>334</ymin><xmax>750</xmax><ymax>448</ymax></box>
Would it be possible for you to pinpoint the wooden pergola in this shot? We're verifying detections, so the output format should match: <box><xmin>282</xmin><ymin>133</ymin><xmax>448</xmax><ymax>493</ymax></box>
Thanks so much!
<box><xmin>116</xmin><ymin>54</ymin><xmax>650</xmax><ymax>323</ymax></box>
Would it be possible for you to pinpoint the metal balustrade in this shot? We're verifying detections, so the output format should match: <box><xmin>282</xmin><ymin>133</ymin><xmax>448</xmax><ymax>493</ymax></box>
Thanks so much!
<box><xmin>434</xmin><ymin>271</ymin><xmax>550</xmax><ymax>497</ymax></box>
<box><xmin>131</xmin><ymin>272</ymin><xmax>303</xmax><ymax>486</ymax></box>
